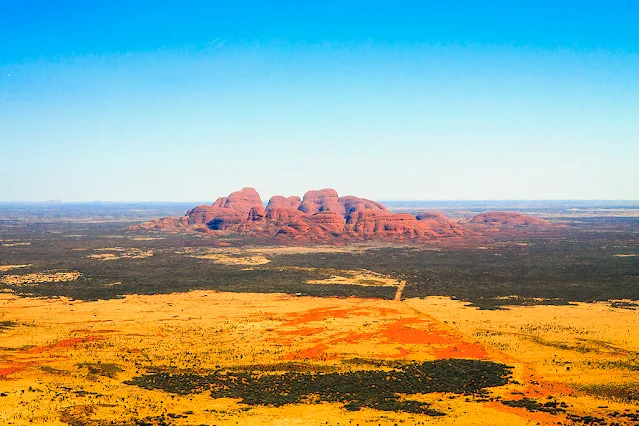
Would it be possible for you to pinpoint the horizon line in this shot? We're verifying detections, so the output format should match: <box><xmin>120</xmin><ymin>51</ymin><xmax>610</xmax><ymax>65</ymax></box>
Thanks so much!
<box><xmin>1</xmin><ymin>199</ymin><xmax>638</xmax><ymax>204</ymax></box>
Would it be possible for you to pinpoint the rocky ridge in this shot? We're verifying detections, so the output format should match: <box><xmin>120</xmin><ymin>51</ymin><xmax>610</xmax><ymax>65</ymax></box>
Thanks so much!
<box><xmin>468</xmin><ymin>211</ymin><xmax>551</xmax><ymax>227</ymax></box>
<box><xmin>132</xmin><ymin>188</ymin><xmax>550</xmax><ymax>241</ymax></box>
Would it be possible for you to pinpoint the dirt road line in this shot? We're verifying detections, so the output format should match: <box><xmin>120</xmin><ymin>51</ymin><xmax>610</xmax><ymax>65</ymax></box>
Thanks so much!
<box><xmin>394</xmin><ymin>280</ymin><xmax>406</xmax><ymax>301</ymax></box>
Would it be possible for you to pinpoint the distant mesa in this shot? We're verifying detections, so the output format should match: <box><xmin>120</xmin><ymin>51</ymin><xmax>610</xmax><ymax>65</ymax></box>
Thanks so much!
<box><xmin>132</xmin><ymin>188</ymin><xmax>551</xmax><ymax>241</ymax></box>
<box><xmin>468</xmin><ymin>211</ymin><xmax>551</xmax><ymax>227</ymax></box>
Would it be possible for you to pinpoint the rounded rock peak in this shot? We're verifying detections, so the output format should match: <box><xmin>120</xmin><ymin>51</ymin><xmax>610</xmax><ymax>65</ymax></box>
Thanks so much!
<box><xmin>267</xmin><ymin>195</ymin><xmax>302</xmax><ymax>210</ymax></box>
<box><xmin>299</xmin><ymin>189</ymin><xmax>341</xmax><ymax>215</ymax></box>
<box><xmin>416</xmin><ymin>211</ymin><xmax>451</xmax><ymax>221</ymax></box>
<box><xmin>228</xmin><ymin>187</ymin><xmax>262</xmax><ymax>200</ymax></box>
<box><xmin>469</xmin><ymin>211</ymin><xmax>550</xmax><ymax>226</ymax></box>
<box><xmin>222</xmin><ymin>187</ymin><xmax>264</xmax><ymax>216</ymax></box>
<box><xmin>302</xmin><ymin>188</ymin><xmax>339</xmax><ymax>200</ymax></box>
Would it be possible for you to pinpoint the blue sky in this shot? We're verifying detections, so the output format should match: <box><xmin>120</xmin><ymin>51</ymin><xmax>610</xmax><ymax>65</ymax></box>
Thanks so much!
<box><xmin>1</xmin><ymin>1</ymin><xmax>638</xmax><ymax>201</ymax></box>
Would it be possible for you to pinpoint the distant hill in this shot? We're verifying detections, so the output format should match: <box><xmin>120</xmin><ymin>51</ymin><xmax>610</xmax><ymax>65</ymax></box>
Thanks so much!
<box><xmin>131</xmin><ymin>188</ymin><xmax>552</xmax><ymax>242</ymax></box>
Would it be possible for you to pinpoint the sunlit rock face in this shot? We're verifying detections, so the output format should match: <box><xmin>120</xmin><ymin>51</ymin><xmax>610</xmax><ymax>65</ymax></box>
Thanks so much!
<box><xmin>133</xmin><ymin>188</ymin><xmax>548</xmax><ymax>241</ymax></box>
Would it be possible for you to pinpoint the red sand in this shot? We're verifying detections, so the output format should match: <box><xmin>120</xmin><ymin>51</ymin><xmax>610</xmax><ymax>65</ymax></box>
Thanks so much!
<box><xmin>375</xmin><ymin>347</ymin><xmax>412</xmax><ymax>359</ymax></box>
<box><xmin>28</xmin><ymin>336</ymin><xmax>100</xmax><ymax>354</ymax></box>
<box><xmin>380</xmin><ymin>318</ymin><xmax>458</xmax><ymax>345</ymax></box>
<box><xmin>328</xmin><ymin>331</ymin><xmax>378</xmax><ymax>345</ymax></box>
<box><xmin>284</xmin><ymin>307</ymin><xmax>400</xmax><ymax>326</ymax></box>
<box><xmin>485</xmin><ymin>401</ymin><xmax>568</xmax><ymax>424</ymax></box>
<box><xmin>0</xmin><ymin>365</ymin><xmax>25</xmax><ymax>378</ymax></box>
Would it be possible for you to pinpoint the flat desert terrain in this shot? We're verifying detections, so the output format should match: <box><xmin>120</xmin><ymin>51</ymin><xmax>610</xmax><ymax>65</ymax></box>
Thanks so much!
<box><xmin>1</xmin><ymin>290</ymin><xmax>638</xmax><ymax>425</ymax></box>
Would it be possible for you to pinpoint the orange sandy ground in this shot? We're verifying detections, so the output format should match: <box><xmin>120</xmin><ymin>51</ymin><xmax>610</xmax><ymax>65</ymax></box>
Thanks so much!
<box><xmin>0</xmin><ymin>291</ymin><xmax>637</xmax><ymax>425</ymax></box>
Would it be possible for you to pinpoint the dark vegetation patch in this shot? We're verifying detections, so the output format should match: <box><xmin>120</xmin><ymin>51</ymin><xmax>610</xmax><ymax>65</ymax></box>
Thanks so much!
<box><xmin>78</xmin><ymin>362</ymin><xmax>123</xmax><ymax>379</ymax></box>
<box><xmin>40</xmin><ymin>365</ymin><xmax>71</xmax><ymax>375</ymax></box>
<box><xmin>266</xmin><ymin>233</ymin><xmax>639</xmax><ymax>308</ymax></box>
<box><xmin>610</xmin><ymin>301</ymin><xmax>639</xmax><ymax>310</ymax></box>
<box><xmin>0</xmin><ymin>222</ymin><xmax>395</xmax><ymax>301</ymax></box>
<box><xmin>0</xmin><ymin>321</ymin><xmax>17</xmax><ymax>332</ymax></box>
<box><xmin>616</xmin><ymin>411</ymin><xmax>639</xmax><ymax>422</ymax></box>
<box><xmin>1</xmin><ymin>217</ymin><xmax>638</xmax><ymax>308</ymax></box>
<box><xmin>589</xmin><ymin>358</ymin><xmax>639</xmax><ymax>371</ymax></box>
<box><xmin>500</xmin><ymin>397</ymin><xmax>620</xmax><ymax>425</ymax></box>
<box><xmin>518</xmin><ymin>334</ymin><xmax>612</xmax><ymax>355</ymax></box>
<box><xmin>125</xmin><ymin>359</ymin><xmax>512</xmax><ymax>415</ymax></box>
<box><xmin>133</xmin><ymin>415</ymin><xmax>172</xmax><ymax>426</ymax></box>
<box><xmin>576</xmin><ymin>383</ymin><xmax>639</xmax><ymax>402</ymax></box>
<box><xmin>565</xmin><ymin>414</ymin><xmax>607</xmax><ymax>425</ymax></box>
<box><xmin>501</xmin><ymin>397</ymin><xmax>567</xmax><ymax>414</ymax></box>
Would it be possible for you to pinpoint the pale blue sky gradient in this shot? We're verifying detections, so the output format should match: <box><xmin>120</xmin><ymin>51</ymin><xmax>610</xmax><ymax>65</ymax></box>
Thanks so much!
<box><xmin>1</xmin><ymin>1</ymin><xmax>638</xmax><ymax>201</ymax></box>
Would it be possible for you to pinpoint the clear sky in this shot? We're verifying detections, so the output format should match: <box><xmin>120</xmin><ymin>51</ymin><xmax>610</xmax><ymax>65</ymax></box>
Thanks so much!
<box><xmin>1</xmin><ymin>1</ymin><xmax>638</xmax><ymax>202</ymax></box>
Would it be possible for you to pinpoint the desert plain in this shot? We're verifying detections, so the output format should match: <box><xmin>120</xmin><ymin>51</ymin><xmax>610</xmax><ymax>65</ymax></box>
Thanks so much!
<box><xmin>1</xmin><ymin>199</ymin><xmax>638</xmax><ymax>425</ymax></box>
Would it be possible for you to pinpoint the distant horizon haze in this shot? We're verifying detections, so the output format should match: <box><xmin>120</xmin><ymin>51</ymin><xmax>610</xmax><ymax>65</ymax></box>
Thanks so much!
<box><xmin>1</xmin><ymin>197</ymin><xmax>638</xmax><ymax>204</ymax></box>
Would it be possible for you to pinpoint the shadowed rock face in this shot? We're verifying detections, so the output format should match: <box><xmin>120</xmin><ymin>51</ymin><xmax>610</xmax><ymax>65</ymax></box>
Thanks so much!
<box><xmin>468</xmin><ymin>211</ymin><xmax>551</xmax><ymax>227</ymax></box>
<box><xmin>132</xmin><ymin>188</ymin><xmax>550</xmax><ymax>241</ymax></box>
<box><xmin>185</xmin><ymin>188</ymin><xmax>265</xmax><ymax>230</ymax></box>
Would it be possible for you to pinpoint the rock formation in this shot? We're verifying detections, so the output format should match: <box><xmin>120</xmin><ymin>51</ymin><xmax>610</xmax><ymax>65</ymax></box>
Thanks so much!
<box><xmin>132</xmin><ymin>188</ymin><xmax>551</xmax><ymax>242</ymax></box>
<box><xmin>468</xmin><ymin>211</ymin><xmax>551</xmax><ymax>227</ymax></box>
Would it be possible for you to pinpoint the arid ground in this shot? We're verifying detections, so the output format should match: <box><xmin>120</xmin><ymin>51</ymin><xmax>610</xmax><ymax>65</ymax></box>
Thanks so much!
<box><xmin>1</xmin><ymin>202</ymin><xmax>638</xmax><ymax>425</ymax></box>
<box><xmin>1</xmin><ymin>290</ymin><xmax>638</xmax><ymax>425</ymax></box>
